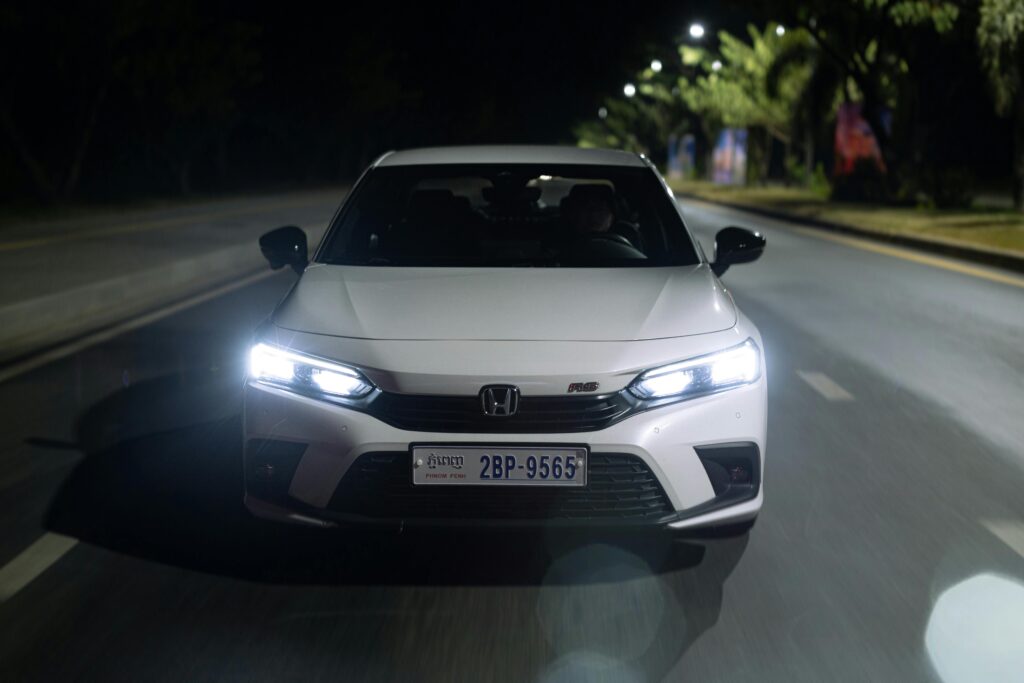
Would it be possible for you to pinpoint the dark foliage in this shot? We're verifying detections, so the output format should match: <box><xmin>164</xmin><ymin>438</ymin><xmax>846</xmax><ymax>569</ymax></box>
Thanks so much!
<box><xmin>0</xmin><ymin>1</ymin><xmax>689</xmax><ymax>204</ymax></box>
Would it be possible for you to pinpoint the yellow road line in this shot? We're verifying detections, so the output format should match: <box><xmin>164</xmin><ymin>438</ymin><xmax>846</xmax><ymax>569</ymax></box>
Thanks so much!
<box><xmin>0</xmin><ymin>195</ymin><xmax>336</xmax><ymax>253</ymax></box>
<box><xmin>789</xmin><ymin>226</ymin><xmax>1024</xmax><ymax>290</ymax></box>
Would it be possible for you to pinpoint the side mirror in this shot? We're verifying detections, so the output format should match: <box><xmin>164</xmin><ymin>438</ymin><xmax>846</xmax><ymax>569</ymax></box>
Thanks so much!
<box><xmin>711</xmin><ymin>226</ymin><xmax>765</xmax><ymax>277</ymax></box>
<box><xmin>259</xmin><ymin>226</ymin><xmax>308</xmax><ymax>274</ymax></box>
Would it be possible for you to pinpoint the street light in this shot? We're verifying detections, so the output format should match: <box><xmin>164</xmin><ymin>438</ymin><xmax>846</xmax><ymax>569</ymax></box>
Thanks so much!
<box><xmin>650</xmin><ymin>59</ymin><xmax>663</xmax><ymax>73</ymax></box>
<box><xmin>689</xmin><ymin>23</ymin><xmax>705</xmax><ymax>39</ymax></box>
<box><xmin>775</xmin><ymin>25</ymin><xmax>785</xmax><ymax>36</ymax></box>
<box><xmin>623</xmin><ymin>83</ymin><xmax>637</xmax><ymax>98</ymax></box>
<box><xmin>711</xmin><ymin>60</ymin><xmax>722</xmax><ymax>71</ymax></box>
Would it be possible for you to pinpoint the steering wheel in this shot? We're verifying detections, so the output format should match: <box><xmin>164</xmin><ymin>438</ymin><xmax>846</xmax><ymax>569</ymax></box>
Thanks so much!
<box><xmin>611</xmin><ymin>221</ymin><xmax>645</xmax><ymax>252</ymax></box>
<box><xmin>574</xmin><ymin>232</ymin><xmax>647</xmax><ymax>260</ymax></box>
<box><xmin>587</xmin><ymin>232</ymin><xmax>635</xmax><ymax>248</ymax></box>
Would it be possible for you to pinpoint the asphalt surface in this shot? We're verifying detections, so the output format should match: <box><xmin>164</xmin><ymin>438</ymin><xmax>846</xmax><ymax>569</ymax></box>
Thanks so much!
<box><xmin>0</xmin><ymin>189</ymin><xmax>342</xmax><ymax>306</ymax></box>
<box><xmin>1</xmin><ymin>197</ymin><xmax>1023</xmax><ymax>682</ymax></box>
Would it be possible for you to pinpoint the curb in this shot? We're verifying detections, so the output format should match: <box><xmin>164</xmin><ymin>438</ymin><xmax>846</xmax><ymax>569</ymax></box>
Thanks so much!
<box><xmin>0</xmin><ymin>243</ymin><xmax>263</xmax><ymax>364</ymax></box>
<box><xmin>676</xmin><ymin>192</ymin><xmax>1024</xmax><ymax>274</ymax></box>
<box><xmin>0</xmin><ymin>223</ymin><xmax>326</xmax><ymax>365</ymax></box>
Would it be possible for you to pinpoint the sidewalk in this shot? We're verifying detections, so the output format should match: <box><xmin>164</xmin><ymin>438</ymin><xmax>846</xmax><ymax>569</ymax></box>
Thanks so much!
<box><xmin>669</xmin><ymin>180</ymin><xmax>1024</xmax><ymax>273</ymax></box>
<box><xmin>0</xmin><ymin>188</ymin><xmax>346</xmax><ymax>364</ymax></box>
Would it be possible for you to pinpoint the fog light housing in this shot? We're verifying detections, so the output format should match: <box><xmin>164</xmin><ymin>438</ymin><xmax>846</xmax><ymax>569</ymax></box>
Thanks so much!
<box><xmin>695</xmin><ymin>442</ymin><xmax>760</xmax><ymax>503</ymax></box>
<box><xmin>729</xmin><ymin>464</ymin><xmax>751</xmax><ymax>485</ymax></box>
<box><xmin>245</xmin><ymin>439</ymin><xmax>306</xmax><ymax>500</ymax></box>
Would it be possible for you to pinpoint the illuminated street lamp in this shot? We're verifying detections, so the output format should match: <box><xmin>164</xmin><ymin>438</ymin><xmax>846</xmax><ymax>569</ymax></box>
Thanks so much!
<box><xmin>775</xmin><ymin>25</ymin><xmax>785</xmax><ymax>36</ymax></box>
<box><xmin>623</xmin><ymin>83</ymin><xmax>637</xmax><ymax>98</ymax></box>
<box><xmin>711</xmin><ymin>60</ymin><xmax>722</xmax><ymax>72</ymax></box>
<box><xmin>689</xmin><ymin>23</ymin><xmax>705</xmax><ymax>39</ymax></box>
<box><xmin>650</xmin><ymin>59</ymin><xmax>663</xmax><ymax>73</ymax></box>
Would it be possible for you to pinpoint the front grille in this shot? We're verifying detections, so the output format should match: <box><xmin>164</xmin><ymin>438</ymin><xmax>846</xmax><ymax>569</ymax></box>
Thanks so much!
<box><xmin>326</xmin><ymin>452</ymin><xmax>674</xmax><ymax>522</ymax></box>
<box><xmin>366</xmin><ymin>392</ymin><xmax>635</xmax><ymax>433</ymax></box>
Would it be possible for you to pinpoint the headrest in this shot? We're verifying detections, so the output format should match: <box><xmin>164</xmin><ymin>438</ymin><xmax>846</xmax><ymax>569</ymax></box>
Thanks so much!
<box><xmin>481</xmin><ymin>185</ymin><xmax>542</xmax><ymax>204</ymax></box>
<box><xmin>566</xmin><ymin>184</ymin><xmax>614</xmax><ymax>205</ymax></box>
<box><xmin>406</xmin><ymin>189</ymin><xmax>457</xmax><ymax>216</ymax></box>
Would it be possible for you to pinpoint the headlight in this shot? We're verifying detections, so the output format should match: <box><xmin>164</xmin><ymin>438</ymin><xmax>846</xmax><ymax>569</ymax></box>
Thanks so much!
<box><xmin>628</xmin><ymin>339</ymin><xmax>761</xmax><ymax>400</ymax></box>
<box><xmin>249</xmin><ymin>343</ymin><xmax>375</xmax><ymax>398</ymax></box>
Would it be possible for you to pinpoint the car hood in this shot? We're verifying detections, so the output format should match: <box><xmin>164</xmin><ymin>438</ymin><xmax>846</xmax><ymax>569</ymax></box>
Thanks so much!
<box><xmin>272</xmin><ymin>264</ymin><xmax>737</xmax><ymax>342</ymax></box>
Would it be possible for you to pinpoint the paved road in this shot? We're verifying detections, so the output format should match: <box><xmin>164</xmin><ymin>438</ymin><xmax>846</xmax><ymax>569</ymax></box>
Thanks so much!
<box><xmin>0</xmin><ymin>198</ymin><xmax>1023</xmax><ymax>682</ymax></box>
<box><xmin>0</xmin><ymin>187</ymin><xmax>344</xmax><ymax>364</ymax></box>
<box><xmin>0</xmin><ymin>189</ymin><xmax>342</xmax><ymax>306</ymax></box>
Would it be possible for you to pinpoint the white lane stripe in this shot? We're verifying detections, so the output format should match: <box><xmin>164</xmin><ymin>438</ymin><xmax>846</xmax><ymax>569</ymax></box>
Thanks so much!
<box><xmin>982</xmin><ymin>519</ymin><xmax>1024</xmax><ymax>559</ymax></box>
<box><xmin>0</xmin><ymin>533</ymin><xmax>78</xmax><ymax>601</ymax></box>
<box><xmin>0</xmin><ymin>268</ymin><xmax>280</xmax><ymax>385</ymax></box>
<box><xmin>797</xmin><ymin>371</ymin><xmax>855</xmax><ymax>401</ymax></box>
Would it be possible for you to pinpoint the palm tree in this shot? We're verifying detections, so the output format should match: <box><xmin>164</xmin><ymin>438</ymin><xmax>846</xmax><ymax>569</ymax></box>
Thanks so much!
<box><xmin>765</xmin><ymin>36</ymin><xmax>845</xmax><ymax>179</ymax></box>
<box><xmin>978</xmin><ymin>0</ymin><xmax>1024</xmax><ymax>210</ymax></box>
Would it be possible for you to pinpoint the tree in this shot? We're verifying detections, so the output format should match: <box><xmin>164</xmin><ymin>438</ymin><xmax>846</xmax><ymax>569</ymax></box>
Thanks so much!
<box><xmin>766</xmin><ymin>32</ymin><xmax>845</xmax><ymax>177</ymax></box>
<box><xmin>0</xmin><ymin>6</ymin><xmax>117</xmax><ymax>202</ymax></box>
<box><xmin>577</xmin><ymin>23</ymin><xmax>813</xmax><ymax>182</ymax></box>
<box><xmin>0</xmin><ymin>2</ymin><xmax>260</xmax><ymax>201</ymax></box>
<box><xmin>576</xmin><ymin>5</ymin><xmax>990</xmax><ymax>200</ymax></box>
<box><xmin>777</xmin><ymin>0</ymin><xmax>961</xmax><ymax>185</ymax></box>
<box><xmin>978</xmin><ymin>0</ymin><xmax>1024</xmax><ymax>209</ymax></box>
<box><xmin>116</xmin><ymin>5</ymin><xmax>260</xmax><ymax>195</ymax></box>
<box><xmin>576</xmin><ymin>67</ymin><xmax>692</xmax><ymax>161</ymax></box>
<box><xmin>677</xmin><ymin>24</ymin><xmax>812</xmax><ymax>182</ymax></box>
<box><xmin>575</xmin><ymin>100</ymin><xmax>654</xmax><ymax>155</ymax></box>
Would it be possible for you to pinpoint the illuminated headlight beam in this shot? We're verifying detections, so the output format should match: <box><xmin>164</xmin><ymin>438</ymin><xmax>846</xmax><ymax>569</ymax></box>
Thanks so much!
<box><xmin>629</xmin><ymin>339</ymin><xmax>760</xmax><ymax>400</ymax></box>
<box><xmin>249</xmin><ymin>343</ymin><xmax>374</xmax><ymax>398</ymax></box>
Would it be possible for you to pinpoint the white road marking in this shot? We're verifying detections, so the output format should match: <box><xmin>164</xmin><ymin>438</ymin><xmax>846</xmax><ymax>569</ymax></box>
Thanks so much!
<box><xmin>0</xmin><ymin>268</ymin><xmax>280</xmax><ymax>385</ymax></box>
<box><xmin>797</xmin><ymin>371</ymin><xmax>855</xmax><ymax>401</ymax></box>
<box><xmin>982</xmin><ymin>519</ymin><xmax>1024</xmax><ymax>559</ymax></box>
<box><xmin>0</xmin><ymin>533</ymin><xmax>78</xmax><ymax>601</ymax></box>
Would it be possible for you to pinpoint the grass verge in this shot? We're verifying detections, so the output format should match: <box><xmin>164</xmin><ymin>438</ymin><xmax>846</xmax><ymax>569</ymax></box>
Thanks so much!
<box><xmin>669</xmin><ymin>179</ymin><xmax>1024</xmax><ymax>256</ymax></box>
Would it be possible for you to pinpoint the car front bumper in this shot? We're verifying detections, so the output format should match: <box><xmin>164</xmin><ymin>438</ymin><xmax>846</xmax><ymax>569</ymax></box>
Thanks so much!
<box><xmin>242</xmin><ymin>376</ymin><xmax>766</xmax><ymax>531</ymax></box>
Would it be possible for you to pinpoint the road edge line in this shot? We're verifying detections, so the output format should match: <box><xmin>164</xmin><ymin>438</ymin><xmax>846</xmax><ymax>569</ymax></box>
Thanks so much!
<box><xmin>0</xmin><ymin>533</ymin><xmax>78</xmax><ymax>602</ymax></box>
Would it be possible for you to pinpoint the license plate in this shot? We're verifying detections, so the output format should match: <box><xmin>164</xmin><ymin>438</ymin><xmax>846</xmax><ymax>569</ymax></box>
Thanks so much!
<box><xmin>411</xmin><ymin>446</ymin><xmax>587</xmax><ymax>487</ymax></box>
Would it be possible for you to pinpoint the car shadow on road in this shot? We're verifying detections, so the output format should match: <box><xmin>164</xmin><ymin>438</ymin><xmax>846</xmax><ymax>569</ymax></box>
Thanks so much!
<box><xmin>45</xmin><ymin>369</ymin><xmax>750</xmax><ymax>585</ymax></box>
<box><xmin>39</xmin><ymin>368</ymin><xmax>751</xmax><ymax>678</ymax></box>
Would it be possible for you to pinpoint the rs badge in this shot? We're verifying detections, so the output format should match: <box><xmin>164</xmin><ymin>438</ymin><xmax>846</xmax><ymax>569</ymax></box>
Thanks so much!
<box><xmin>567</xmin><ymin>381</ymin><xmax>600</xmax><ymax>393</ymax></box>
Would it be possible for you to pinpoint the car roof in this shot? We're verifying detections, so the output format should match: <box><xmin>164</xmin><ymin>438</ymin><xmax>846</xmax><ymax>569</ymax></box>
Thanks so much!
<box><xmin>374</xmin><ymin>145</ymin><xmax>648</xmax><ymax>168</ymax></box>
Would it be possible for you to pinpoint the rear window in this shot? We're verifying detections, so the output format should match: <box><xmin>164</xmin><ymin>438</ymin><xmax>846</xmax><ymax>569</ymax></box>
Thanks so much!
<box><xmin>317</xmin><ymin>164</ymin><xmax>700</xmax><ymax>267</ymax></box>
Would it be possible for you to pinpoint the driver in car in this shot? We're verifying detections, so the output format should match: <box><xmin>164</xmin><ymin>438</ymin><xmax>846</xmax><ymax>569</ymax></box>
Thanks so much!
<box><xmin>563</xmin><ymin>185</ymin><xmax>646</xmax><ymax>259</ymax></box>
<box><xmin>568</xmin><ymin>187</ymin><xmax>616</xmax><ymax>235</ymax></box>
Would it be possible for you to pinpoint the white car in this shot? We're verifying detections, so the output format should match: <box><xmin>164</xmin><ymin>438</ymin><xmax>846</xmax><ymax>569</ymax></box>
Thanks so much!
<box><xmin>245</xmin><ymin>146</ymin><xmax>766</xmax><ymax>534</ymax></box>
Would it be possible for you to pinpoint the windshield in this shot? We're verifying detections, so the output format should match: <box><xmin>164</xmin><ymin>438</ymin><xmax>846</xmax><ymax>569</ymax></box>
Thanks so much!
<box><xmin>318</xmin><ymin>164</ymin><xmax>700</xmax><ymax>267</ymax></box>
